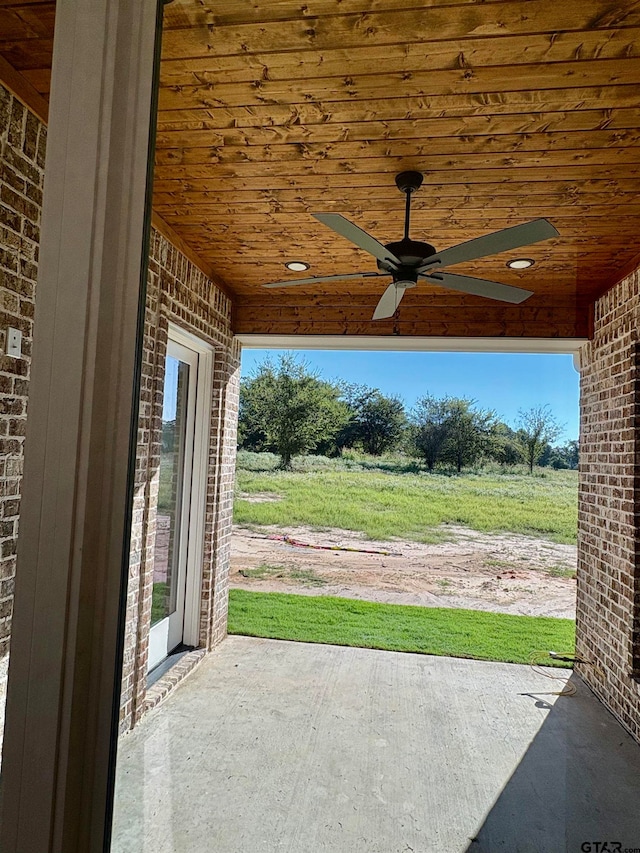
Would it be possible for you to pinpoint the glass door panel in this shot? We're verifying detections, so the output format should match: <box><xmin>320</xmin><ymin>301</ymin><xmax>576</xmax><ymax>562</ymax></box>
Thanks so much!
<box><xmin>147</xmin><ymin>340</ymin><xmax>198</xmax><ymax>671</ymax></box>
<box><xmin>152</xmin><ymin>355</ymin><xmax>189</xmax><ymax>626</ymax></box>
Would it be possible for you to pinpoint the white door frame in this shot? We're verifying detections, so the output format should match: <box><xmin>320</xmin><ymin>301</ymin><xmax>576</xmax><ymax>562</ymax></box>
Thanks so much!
<box><xmin>178</xmin><ymin>328</ymin><xmax>213</xmax><ymax>649</ymax></box>
<box><xmin>147</xmin><ymin>326</ymin><xmax>213</xmax><ymax>671</ymax></box>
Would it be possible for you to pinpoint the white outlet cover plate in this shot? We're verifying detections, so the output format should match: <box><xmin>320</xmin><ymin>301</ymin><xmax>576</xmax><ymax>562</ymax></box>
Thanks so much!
<box><xmin>7</xmin><ymin>327</ymin><xmax>22</xmax><ymax>358</ymax></box>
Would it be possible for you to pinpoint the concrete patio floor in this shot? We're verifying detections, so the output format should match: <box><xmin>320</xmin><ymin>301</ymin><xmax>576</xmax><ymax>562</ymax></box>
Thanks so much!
<box><xmin>112</xmin><ymin>636</ymin><xmax>640</xmax><ymax>853</ymax></box>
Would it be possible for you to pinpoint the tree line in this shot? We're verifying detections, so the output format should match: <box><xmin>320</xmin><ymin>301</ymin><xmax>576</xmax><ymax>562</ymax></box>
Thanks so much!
<box><xmin>239</xmin><ymin>354</ymin><xmax>578</xmax><ymax>472</ymax></box>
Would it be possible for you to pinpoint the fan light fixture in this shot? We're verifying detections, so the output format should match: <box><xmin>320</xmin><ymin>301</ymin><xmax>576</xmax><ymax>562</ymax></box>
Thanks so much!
<box><xmin>262</xmin><ymin>172</ymin><xmax>559</xmax><ymax>320</ymax></box>
<box><xmin>285</xmin><ymin>261</ymin><xmax>310</xmax><ymax>272</ymax></box>
<box><xmin>506</xmin><ymin>258</ymin><xmax>535</xmax><ymax>270</ymax></box>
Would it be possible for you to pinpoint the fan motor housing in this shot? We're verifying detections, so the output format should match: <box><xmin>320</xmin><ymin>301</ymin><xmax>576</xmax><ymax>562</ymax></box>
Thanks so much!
<box><xmin>395</xmin><ymin>171</ymin><xmax>424</xmax><ymax>194</ymax></box>
<box><xmin>377</xmin><ymin>238</ymin><xmax>437</xmax><ymax>271</ymax></box>
<box><xmin>391</xmin><ymin>270</ymin><xmax>418</xmax><ymax>289</ymax></box>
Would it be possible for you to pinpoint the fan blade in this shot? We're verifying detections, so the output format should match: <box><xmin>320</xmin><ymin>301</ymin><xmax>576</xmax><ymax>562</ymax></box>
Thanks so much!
<box><xmin>372</xmin><ymin>282</ymin><xmax>407</xmax><ymax>320</ymax></box>
<box><xmin>262</xmin><ymin>272</ymin><xmax>388</xmax><ymax>289</ymax></box>
<box><xmin>313</xmin><ymin>213</ymin><xmax>401</xmax><ymax>270</ymax></box>
<box><xmin>417</xmin><ymin>219</ymin><xmax>558</xmax><ymax>272</ymax></box>
<box><xmin>422</xmin><ymin>271</ymin><xmax>533</xmax><ymax>304</ymax></box>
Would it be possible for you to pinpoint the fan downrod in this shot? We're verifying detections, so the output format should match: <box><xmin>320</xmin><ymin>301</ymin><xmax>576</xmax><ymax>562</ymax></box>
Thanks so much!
<box><xmin>377</xmin><ymin>170</ymin><xmax>435</xmax><ymax>271</ymax></box>
<box><xmin>395</xmin><ymin>170</ymin><xmax>424</xmax><ymax>195</ymax></box>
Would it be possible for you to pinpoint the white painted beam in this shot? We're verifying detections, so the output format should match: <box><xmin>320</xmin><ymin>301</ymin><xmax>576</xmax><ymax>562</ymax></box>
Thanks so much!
<box><xmin>236</xmin><ymin>334</ymin><xmax>587</xmax><ymax>354</ymax></box>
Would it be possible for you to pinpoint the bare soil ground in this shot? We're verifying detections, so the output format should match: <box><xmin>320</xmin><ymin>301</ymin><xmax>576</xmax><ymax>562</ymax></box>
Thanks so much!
<box><xmin>230</xmin><ymin>523</ymin><xmax>577</xmax><ymax>619</ymax></box>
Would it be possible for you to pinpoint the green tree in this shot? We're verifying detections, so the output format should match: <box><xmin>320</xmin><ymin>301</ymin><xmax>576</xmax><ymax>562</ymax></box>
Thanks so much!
<box><xmin>412</xmin><ymin>396</ymin><xmax>496</xmax><ymax>472</ymax></box>
<box><xmin>440</xmin><ymin>398</ymin><xmax>497</xmax><ymax>473</ymax></box>
<box><xmin>339</xmin><ymin>384</ymin><xmax>406</xmax><ymax>455</ymax></box>
<box><xmin>237</xmin><ymin>384</ymin><xmax>268</xmax><ymax>451</ymax></box>
<box><xmin>161</xmin><ymin>419</ymin><xmax>176</xmax><ymax>453</ymax></box>
<box><xmin>238</xmin><ymin>354</ymin><xmax>349</xmax><ymax>468</ymax></box>
<box><xmin>411</xmin><ymin>395</ymin><xmax>452</xmax><ymax>470</ymax></box>
<box><xmin>488</xmin><ymin>421</ymin><xmax>522</xmax><ymax>466</ymax></box>
<box><xmin>547</xmin><ymin>439</ymin><xmax>579</xmax><ymax>470</ymax></box>
<box><xmin>516</xmin><ymin>405</ymin><xmax>563</xmax><ymax>474</ymax></box>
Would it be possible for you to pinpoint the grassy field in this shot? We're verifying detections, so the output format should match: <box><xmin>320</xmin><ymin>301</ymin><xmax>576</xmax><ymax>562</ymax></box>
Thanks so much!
<box><xmin>234</xmin><ymin>451</ymin><xmax>578</xmax><ymax>544</ymax></box>
<box><xmin>228</xmin><ymin>590</ymin><xmax>575</xmax><ymax>667</ymax></box>
<box><xmin>151</xmin><ymin>581</ymin><xmax>168</xmax><ymax>624</ymax></box>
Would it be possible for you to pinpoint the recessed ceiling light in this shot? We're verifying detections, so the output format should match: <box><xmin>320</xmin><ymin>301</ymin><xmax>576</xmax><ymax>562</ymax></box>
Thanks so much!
<box><xmin>506</xmin><ymin>258</ymin><xmax>535</xmax><ymax>270</ymax></box>
<box><xmin>285</xmin><ymin>261</ymin><xmax>310</xmax><ymax>272</ymax></box>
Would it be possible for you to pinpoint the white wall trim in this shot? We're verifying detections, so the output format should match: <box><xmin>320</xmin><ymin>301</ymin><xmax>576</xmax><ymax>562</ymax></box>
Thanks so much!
<box><xmin>236</xmin><ymin>334</ymin><xmax>587</xmax><ymax>354</ymax></box>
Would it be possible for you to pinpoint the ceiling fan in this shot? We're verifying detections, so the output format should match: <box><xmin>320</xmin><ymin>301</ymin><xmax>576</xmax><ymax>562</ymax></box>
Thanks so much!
<box><xmin>262</xmin><ymin>171</ymin><xmax>559</xmax><ymax>320</ymax></box>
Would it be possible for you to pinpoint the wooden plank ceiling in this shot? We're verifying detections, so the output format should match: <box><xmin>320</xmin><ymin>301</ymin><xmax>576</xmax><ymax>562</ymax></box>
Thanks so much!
<box><xmin>3</xmin><ymin>0</ymin><xmax>640</xmax><ymax>338</ymax></box>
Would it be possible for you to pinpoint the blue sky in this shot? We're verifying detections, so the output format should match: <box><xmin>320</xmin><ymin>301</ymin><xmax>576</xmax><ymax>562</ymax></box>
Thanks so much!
<box><xmin>163</xmin><ymin>355</ymin><xmax>179</xmax><ymax>421</ymax></box>
<box><xmin>240</xmin><ymin>349</ymin><xmax>580</xmax><ymax>442</ymax></box>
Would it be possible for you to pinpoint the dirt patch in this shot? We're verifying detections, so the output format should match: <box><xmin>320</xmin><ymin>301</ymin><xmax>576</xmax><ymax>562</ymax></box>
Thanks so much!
<box><xmin>230</xmin><ymin>524</ymin><xmax>576</xmax><ymax>619</ymax></box>
<box><xmin>237</xmin><ymin>491</ymin><xmax>283</xmax><ymax>503</ymax></box>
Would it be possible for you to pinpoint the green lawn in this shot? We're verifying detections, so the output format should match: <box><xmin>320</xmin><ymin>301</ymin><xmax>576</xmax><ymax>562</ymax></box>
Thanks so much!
<box><xmin>228</xmin><ymin>590</ymin><xmax>575</xmax><ymax>667</ymax></box>
<box><xmin>151</xmin><ymin>581</ymin><xmax>168</xmax><ymax>625</ymax></box>
<box><xmin>235</xmin><ymin>452</ymin><xmax>578</xmax><ymax>544</ymax></box>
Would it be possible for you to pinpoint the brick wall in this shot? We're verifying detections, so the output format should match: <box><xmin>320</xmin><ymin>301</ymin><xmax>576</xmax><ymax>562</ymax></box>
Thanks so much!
<box><xmin>0</xmin><ymin>84</ymin><xmax>45</xmax><ymax>658</ymax></box>
<box><xmin>120</xmin><ymin>229</ymin><xmax>240</xmax><ymax>731</ymax></box>
<box><xmin>0</xmin><ymin>82</ymin><xmax>241</xmax><ymax>731</ymax></box>
<box><xmin>201</xmin><ymin>336</ymin><xmax>241</xmax><ymax>651</ymax></box>
<box><xmin>577</xmin><ymin>266</ymin><xmax>640</xmax><ymax>741</ymax></box>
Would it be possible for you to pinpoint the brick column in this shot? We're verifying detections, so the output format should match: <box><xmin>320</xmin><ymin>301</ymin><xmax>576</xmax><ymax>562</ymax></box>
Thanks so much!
<box><xmin>119</xmin><ymin>253</ymin><xmax>164</xmax><ymax>730</ymax></box>
<box><xmin>201</xmin><ymin>338</ymin><xmax>241</xmax><ymax>650</ymax></box>
<box><xmin>577</xmin><ymin>266</ymin><xmax>640</xmax><ymax>741</ymax></box>
<box><xmin>0</xmin><ymin>84</ymin><xmax>46</xmax><ymax>659</ymax></box>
